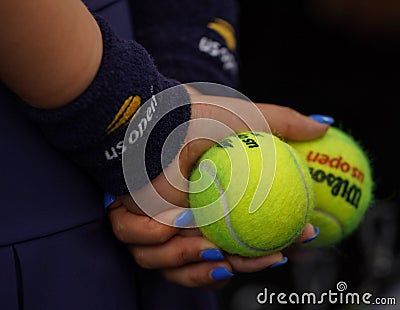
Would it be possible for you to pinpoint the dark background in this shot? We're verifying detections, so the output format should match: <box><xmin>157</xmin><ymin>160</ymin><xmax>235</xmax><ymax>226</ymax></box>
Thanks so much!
<box><xmin>217</xmin><ymin>1</ymin><xmax>400</xmax><ymax>309</ymax></box>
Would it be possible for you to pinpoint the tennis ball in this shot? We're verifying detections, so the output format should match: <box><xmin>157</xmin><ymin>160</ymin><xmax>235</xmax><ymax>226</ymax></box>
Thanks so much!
<box><xmin>188</xmin><ymin>131</ymin><xmax>314</xmax><ymax>257</ymax></box>
<box><xmin>288</xmin><ymin>127</ymin><xmax>374</xmax><ymax>247</ymax></box>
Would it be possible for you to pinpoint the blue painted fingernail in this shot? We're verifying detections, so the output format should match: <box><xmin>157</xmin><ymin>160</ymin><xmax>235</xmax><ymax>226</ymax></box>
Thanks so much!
<box><xmin>302</xmin><ymin>226</ymin><xmax>320</xmax><ymax>244</ymax></box>
<box><xmin>268</xmin><ymin>257</ymin><xmax>288</xmax><ymax>268</ymax></box>
<box><xmin>104</xmin><ymin>193</ymin><xmax>116</xmax><ymax>209</ymax></box>
<box><xmin>211</xmin><ymin>267</ymin><xmax>234</xmax><ymax>281</ymax></box>
<box><xmin>309</xmin><ymin>114</ymin><xmax>335</xmax><ymax>124</ymax></box>
<box><xmin>175</xmin><ymin>209</ymin><xmax>194</xmax><ymax>228</ymax></box>
<box><xmin>201</xmin><ymin>249</ymin><xmax>225</xmax><ymax>261</ymax></box>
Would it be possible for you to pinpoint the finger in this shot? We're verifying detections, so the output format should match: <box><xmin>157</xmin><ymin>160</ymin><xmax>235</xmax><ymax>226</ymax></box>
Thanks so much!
<box><xmin>118</xmin><ymin>194</ymin><xmax>146</xmax><ymax>215</ymax></box>
<box><xmin>120</xmin><ymin>174</ymin><xmax>189</xmax><ymax>224</ymax></box>
<box><xmin>183</xmin><ymin>100</ymin><xmax>331</xmax><ymax>179</ymax></box>
<box><xmin>130</xmin><ymin>235</ymin><xmax>223</xmax><ymax>269</ymax></box>
<box><xmin>226</xmin><ymin>252</ymin><xmax>285</xmax><ymax>273</ymax></box>
<box><xmin>189</xmin><ymin>95</ymin><xmax>269</xmax><ymax>142</ymax></box>
<box><xmin>256</xmin><ymin>103</ymin><xmax>331</xmax><ymax>141</ymax></box>
<box><xmin>296</xmin><ymin>223</ymin><xmax>320</xmax><ymax>244</ymax></box>
<box><xmin>283</xmin><ymin>223</ymin><xmax>320</xmax><ymax>259</ymax></box>
<box><xmin>162</xmin><ymin>261</ymin><xmax>233</xmax><ymax>288</ymax></box>
<box><xmin>108</xmin><ymin>206</ymin><xmax>179</xmax><ymax>245</ymax></box>
<box><xmin>178</xmin><ymin>227</ymin><xmax>203</xmax><ymax>237</ymax></box>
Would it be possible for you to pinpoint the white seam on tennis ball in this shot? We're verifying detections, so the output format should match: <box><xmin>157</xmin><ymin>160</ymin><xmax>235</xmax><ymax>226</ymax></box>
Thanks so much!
<box><xmin>284</xmin><ymin>144</ymin><xmax>311</xmax><ymax>217</ymax></box>
<box><xmin>283</xmin><ymin>143</ymin><xmax>313</xmax><ymax>243</ymax></box>
<box><xmin>200</xmin><ymin>155</ymin><xmax>305</xmax><ymax>254</ymax></box>
<box><xmin>200</xmin><ymin>161</ymin><xmax>268</xmax><ymax>253</ymax></box>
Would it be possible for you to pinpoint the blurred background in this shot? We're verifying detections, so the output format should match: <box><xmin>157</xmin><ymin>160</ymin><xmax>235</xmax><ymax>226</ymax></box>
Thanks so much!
<box><xmin>217</xmin><ymin>1</ymin><xmax>400</xmax><ymax>309</ymax></box>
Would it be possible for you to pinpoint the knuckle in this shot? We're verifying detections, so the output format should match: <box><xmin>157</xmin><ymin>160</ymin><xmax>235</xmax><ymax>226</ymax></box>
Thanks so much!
<box><xmin>112</xmin><ymin>219</ymin><xmax>127</xmax><ymax>243</ymax></box>
<box><xmin>281</xmin><ymin>109</ymin><xmax>299</xmax><ymax>132</ymax></box>
<box><xmin>186</xmin><ymin>271</ymin><xmax>204</xmax><ymax>287</ymax></box>
<box><xmin>176</xmin><ymin>246</ymin><xmax>191</xmax><ymax>265</ymax></box>
<box><xmin>132</xmin><ymin>247</ymin><xmax>152</xmax><ymax>269</ymax></box>
<box><xmin>280</xmin><ymin>105</ymin><xmax>297</xmax><ymax>116</ymax></box>
<box><xmin>147</xmin><ymin>219</ymin><xmax>175</xmax><ymax>244</ymax></box>
<box><xmin>154</xmin><ymin>227</ymin><xmax>172</xmax><ymax>244</ymax></box>
<box><xmin>175</xmin><ymin>236</ymin><xmax>198</xmax><ymax>264</ymax></box>
<box><xmin>163</xmin><ymin>270</ymin><xmax>203</xmax><ymax>288</ymax></box>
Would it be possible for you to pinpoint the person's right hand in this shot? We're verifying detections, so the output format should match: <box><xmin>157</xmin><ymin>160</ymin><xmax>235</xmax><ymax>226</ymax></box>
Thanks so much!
<box><xmin>108</xmin><ymin>89</ymin><xmax>332</xmax><ymax>288</ymax></box>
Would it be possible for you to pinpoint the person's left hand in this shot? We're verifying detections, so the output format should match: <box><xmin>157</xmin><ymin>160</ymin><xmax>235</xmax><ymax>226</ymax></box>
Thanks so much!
<box><xmin>108</xmin><ymin>200</ymin><xmax>318</xmax><ymax>289</ymax></box>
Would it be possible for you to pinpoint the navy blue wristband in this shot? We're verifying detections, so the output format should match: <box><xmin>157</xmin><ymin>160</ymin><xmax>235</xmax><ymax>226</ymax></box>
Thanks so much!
<box><xmin>132</xmin><ymin>0</ymin><xmax>239</xmax><ymax>87</ymax></box>
<box><xmin>21</xmin><ymin>14</ymin><xmax>191</xmax><ymax>196</ymax></box>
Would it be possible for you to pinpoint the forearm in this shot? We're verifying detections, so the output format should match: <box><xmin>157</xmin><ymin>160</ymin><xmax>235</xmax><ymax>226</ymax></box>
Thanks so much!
<box><xmin>21</xmin><ymin>14</ymin><xmax>191</xmax><ymax>195</ymax></box>
<box><xmin>0</xmin><ymin>0</ymin><xmax>102</xmax><ymax>108</ymax></box>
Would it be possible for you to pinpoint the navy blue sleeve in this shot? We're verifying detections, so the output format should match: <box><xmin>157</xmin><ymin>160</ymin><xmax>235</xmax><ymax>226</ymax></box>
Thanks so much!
<box><xmin>130</xmin><ymin>0</ymin><xmax>240</xmax><ymax>88</ymax></box>
<box><xmin>22</xmin><ymin>14</ymin><xmax>191</xmax><ymax>196</ymax></box>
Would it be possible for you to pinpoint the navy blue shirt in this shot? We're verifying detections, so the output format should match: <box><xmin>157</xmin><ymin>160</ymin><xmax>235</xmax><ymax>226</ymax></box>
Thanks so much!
<box><xmin>0</xmin><ymin>0</ymin><xmax>238</xmax><ymax>308</ymax></box>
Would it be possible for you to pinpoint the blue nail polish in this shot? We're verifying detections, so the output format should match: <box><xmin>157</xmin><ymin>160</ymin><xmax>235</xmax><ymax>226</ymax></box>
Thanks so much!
<box><xmin>175</xmin><ymin>209</ymin><xmax>194</xmax><ymax>228</ymax></box>
<box><xmin>201</xmin><ymin>249</ymin><xmax>224</xmax><ymax>261</ymax></box>
<box><xmin>268</xmin><ymin>257</ymin><xmax>288</xmax><ymax>269</ymax></box>
<box><xmin>309</xmin><ymin>114</ymin><xmax>335</xmax><ymax>124</ymax></box>
<box><xmin>211</xmin><ymin>267</ymin><xmax>234</xmax><ymax>281</ymax></box>
<box><xmin>104</xmin><ymin>193</ymin><xmax>116</xmax><ymax>209</ymax></box>
<box><xmin>302</xmin><ymin>226</ymin><xmax>320</xmax><ymax>244</ymax></box>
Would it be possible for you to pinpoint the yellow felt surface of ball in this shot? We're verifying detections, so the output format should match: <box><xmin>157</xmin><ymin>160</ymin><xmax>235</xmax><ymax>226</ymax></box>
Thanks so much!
<box><xmin>188</xmin><ymin>131</ymin><xmax>314</xmax><ymax>257</ymax></box>
<box><xmin>289</xmin><ymin>127</ymin><xmax>374</xmax><ymax>247</ymax></box>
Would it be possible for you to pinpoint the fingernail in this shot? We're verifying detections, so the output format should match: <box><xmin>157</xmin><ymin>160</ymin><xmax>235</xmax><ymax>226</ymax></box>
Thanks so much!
<box><xmin>268</xmin><ymin>257</ymin><xmax>288</xmax><ymax>268</ymax></box>
<box><xmin>309</xmin><ymin>114</ymin><xmax>335</xmax><ymax>124</ymax></box>
<box><xmin>175</xmin><ymin>209</ymin><xmax>194</xmax><ymax>228</ymax></box>
<box><xmin>302</xmin><ymin>226</ymin><xmax>320</xmax><ymax>244</ymax></box>
<box><xmin>211</xmin><ymin>267</ymin><xmax>234</xmax><ymax>281</ymax></box>
<box><xmin>104</xmin><ymin>193</ymin><xmax>116</xmax><ymax>209</ymax></box>
<box><xmin>201</xmin><ymin>249</ymin><xmax>225</xmax><ymax>261</ymax></box>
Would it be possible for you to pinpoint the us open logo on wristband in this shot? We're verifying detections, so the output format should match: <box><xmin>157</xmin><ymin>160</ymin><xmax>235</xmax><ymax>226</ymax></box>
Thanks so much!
<box><xmin>121</xmin><ymin>82</ymin><xmax>274</xmax><ymax>228</ymax></box>
<box><xmin>104</xmin><ymin>90</ymin><xmax>160</xmax><ymax>161</ymax></box>
<box><xmin>198</xmin><ymin>18</ymin><xmax>238</xmax><ymax>73</ymax></box>
<box><xmin>207</xmin><ymin>18</ymin><xmax>236</xmax><ymax>51</ymax></box>
<box><xmin>105</xmin><ymin>95</ymin><xmax>141</xmax><ymax>135</ymax></box>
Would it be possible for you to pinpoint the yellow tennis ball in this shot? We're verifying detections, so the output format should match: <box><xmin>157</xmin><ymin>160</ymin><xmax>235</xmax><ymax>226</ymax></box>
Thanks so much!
<box><xmin>188</xmin><ymin>131</ymin><xmax>314</xmax><ymax>257</ymax></box>
<box><xmin>289</xmin><ymin>127</ymin><xmax>375</xmax><ymax>247</ymax></box>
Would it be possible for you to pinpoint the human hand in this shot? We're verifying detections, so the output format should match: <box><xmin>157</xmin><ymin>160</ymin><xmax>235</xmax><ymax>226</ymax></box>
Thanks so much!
<box><xmin>107</xmin><ymin>84</ymin><xmax>332</xmax><ymax>288</ymax></box>
<box><xmin>108</xmin><ymin>202</ymin><xmax>319</xmax><ymax>289</ymax></box>
<box><xmin>120</xmin><ymin>85</ymin><xmax>333</xmax><ymax>214</ymax></box>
